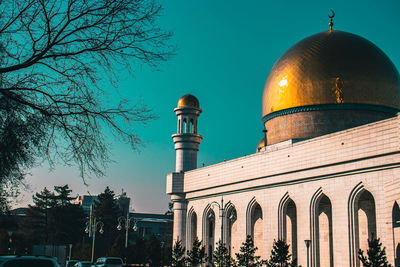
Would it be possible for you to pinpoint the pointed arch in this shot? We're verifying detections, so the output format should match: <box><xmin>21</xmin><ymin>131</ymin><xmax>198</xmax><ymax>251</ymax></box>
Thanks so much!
<box><xmin>278</xmin><ymin>192</ymin><xmax>297</xmax><ymax>261</ymax></box>
<box><xmin>224</xmin><ymin>202</ymin><xmax>238</xmax><ymax>253</ymax></box>
<box><xmin>202</xmin><ymin>204</ymin><xmax>215</xmax><ymax>263</ymax></box>
<box><xmin>348</xmin><ymin>183</ymin><xmax>376</xmax><ymax>267</ymax></box>
<box><xmin>187</xmin><ymin>207</ymin><xmax>198</xmax><ymax>250</ymax></box>
<box><xmin>246</xmin><ymin>197</ymin><xmax>263</xmax><ymax>254</ymax></box>
<box><xmin>310</xmin><ymin>188</ymin><xmax>333</xmax><ymax>267</ymax></box>
<box><xmin>246</xmin><ymin>197</ymin><xmax>258</xmax><ymax>236</ymax></box>
<box><xmin>182</xmin><ymin>118</ymin><xmax>187</xmax><ymax>133</ymax></box>
<box><xmin>189</xmin><ymin>119</ymin><xmax>194</xmax><ymax>133</ymax></box>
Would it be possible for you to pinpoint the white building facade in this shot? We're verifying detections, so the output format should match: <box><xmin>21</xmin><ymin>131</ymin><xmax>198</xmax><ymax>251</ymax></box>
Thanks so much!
<box><xmin>167</xmin><ymin>26</ymin><xmax>400</xmax><ymax>267</ymax></box>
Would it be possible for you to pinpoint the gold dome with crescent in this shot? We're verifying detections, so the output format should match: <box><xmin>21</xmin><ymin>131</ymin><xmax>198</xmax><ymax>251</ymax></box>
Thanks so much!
<box><xmin>177</xmin><ymin>94</ymin><xmax>200</xmax><ymax>108</ymax></box>
<box><xmin>262</xmin><ymin>30</ymin><xmax>400</xmax><ymax>119</ymax></box>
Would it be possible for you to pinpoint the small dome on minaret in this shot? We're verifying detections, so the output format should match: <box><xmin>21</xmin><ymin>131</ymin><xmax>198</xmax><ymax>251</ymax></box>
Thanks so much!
<box><xmin>177</xmin><ymin>94</ymin><xmax>200</xmax><ymax>108</ymax></box>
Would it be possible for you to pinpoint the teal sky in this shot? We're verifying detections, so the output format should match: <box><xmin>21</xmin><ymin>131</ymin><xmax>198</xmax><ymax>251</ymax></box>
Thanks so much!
<box><xmin>17</xmin><ymin>0</ymin><xmax>400</xmax><ymax>213</ymax></box>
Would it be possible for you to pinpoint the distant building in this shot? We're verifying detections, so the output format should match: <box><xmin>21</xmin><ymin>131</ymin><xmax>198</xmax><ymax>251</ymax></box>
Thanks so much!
<box><xmin>130</xmin><ymin>212</ymin><xmax>173</xmax><ymax>243</ymax></box>
<box><xmin>73</xmin><ymin>195</ymin><xmax>98</xmax><ymax>213</ymax></box>
<box><xmin>73</xmin><ymin>193</ymin><xmax>131</xmax><ymax>215</ymax></box>
<box><xmin>9</xmin><ymin>207</ymin><xmax>28</xmax><ymax>216</ymax></box>
<box><xmin>116</xmin><ymin>192</ymin><xmax>130</xmax><ymax>215</ymax></box>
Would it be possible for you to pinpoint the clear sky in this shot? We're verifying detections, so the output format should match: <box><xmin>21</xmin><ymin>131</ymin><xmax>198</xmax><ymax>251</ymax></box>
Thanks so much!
<box><xmin>15</xmin><ymin>0</ymin><xmax>400</xmax><ymax>213</ymax></box>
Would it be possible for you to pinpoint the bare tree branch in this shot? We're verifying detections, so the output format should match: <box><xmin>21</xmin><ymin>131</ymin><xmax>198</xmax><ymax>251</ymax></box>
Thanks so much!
<box><xmin>0</xmin><ymin>0</ymin><xmax>173</xmax><ymax>190</ymax></box>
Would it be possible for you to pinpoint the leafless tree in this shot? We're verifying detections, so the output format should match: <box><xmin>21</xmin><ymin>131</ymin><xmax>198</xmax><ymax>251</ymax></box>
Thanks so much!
<box><xmin>0</xmin><ymin>0</ymin><xmax>173</xmax><ymax>199</ymax></box>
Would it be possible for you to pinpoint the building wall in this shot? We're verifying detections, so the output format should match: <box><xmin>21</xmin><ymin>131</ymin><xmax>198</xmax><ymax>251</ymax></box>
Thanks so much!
<box><xmin>172</xmin><ymin>115</ymin><xmax>400</xmax><ymax>266</ymax></box>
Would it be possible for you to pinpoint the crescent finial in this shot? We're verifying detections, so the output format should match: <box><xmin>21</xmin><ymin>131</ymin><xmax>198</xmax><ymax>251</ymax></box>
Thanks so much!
<box><xmin>328</xmin><ymin>10</ymin><xmax>335</xmax><ymax>31</ymax></box>
<box><xmin>329</xmin><ymin>10</ymin><xmax>335</xmax><ymax>19</ymax></box>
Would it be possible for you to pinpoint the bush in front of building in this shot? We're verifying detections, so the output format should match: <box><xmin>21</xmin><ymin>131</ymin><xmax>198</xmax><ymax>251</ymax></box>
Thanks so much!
<box><xmin>358</xmin><ymin>236</ymin><xmax>392</xmax><ymax>267</ymax></box>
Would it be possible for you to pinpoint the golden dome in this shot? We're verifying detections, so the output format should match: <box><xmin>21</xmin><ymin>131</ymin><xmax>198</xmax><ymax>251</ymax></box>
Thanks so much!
<box><xmin>262</xmin><ymin>30</ymin><xmax>400</xmax><ymax>146</ymax></box>
<box><xmin>177</xmin><ymin>94</ymin><xmax>200</xmax><ymax>108</ymax></box>
<box><xmin>262</xmin><ymin>30</ymin><xmax>400</xmax><ymax>119</ymax></box>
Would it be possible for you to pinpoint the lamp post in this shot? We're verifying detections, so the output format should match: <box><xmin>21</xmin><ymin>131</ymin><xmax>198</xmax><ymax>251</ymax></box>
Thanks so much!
<box><xmin>85</xmin><ymin>204</ymin><xmax>104</xmax><ymax>263</ymax></box>
<box><xmin>117</xmin><ymin>213</ymin><xmax>138</xmax><ymax>249</ymax></box>
<box><xmin>304</xmin><ymin>239</ymin><xmax>311</xmax><ymax>267</ymax></box>
<box><xmin>117</xmin><ymin>213</ymin><xmax>138</xmax><ymax>263</ymax></box>
<box><xmin>210</xmin><ymin>197</ymin><xmax>231</xmax><ymax>245</ymax></box>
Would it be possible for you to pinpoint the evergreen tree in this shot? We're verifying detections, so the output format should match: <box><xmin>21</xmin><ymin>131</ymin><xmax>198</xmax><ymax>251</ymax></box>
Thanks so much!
<box><xmin>170</xmin><ymin>239</ymin><xmax>186</xmax><ymax>267</ymax></box>
<box><xmin>24</xmin><ymin>185</ymin><xmax>85</xmax><ymax>247</ymax></box>
<box><xmin>25</xmin><ymin>187</ymin><xmax>56</xmax><ymax>243</ymax></box>
<box><xmin>94</xmin><ymin>187</ymin><xmax>123</xmax><ymax>257</ymax></box>
<box><xmin>186</xmin><ymin>237</ymin><xmax>206</xmax><ymax>266</ymax></box>
<box><xmin>236</xmin><ymin>235</ymin><xmax>263</xmax><ymax>267</ymax></box>
<box><xmin>50</xmin><ymin>185</ymin><xmax>85</xmax><ymax>244</ymax></box>
<box><xmin>53</xmin><ymin>185</ymin><xmax>74</xmax><ymax>207</ymax></box>
<box><xmin>266</xmin><ymin>239</ymin><xmax>296</xmax><ymax>267</ymax></box>
<box><xmin>213</xmin><ymin>240</ymin><xmax>235</xmax><ymax>267</ymax></box>
<box><xmin>358</xmin><ymin>237</ymin><xmax>392</xmax><ymax>267</ymax></box>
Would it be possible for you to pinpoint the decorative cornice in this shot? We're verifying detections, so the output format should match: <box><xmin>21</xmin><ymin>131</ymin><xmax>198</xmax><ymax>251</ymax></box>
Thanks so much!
<box><xmin>262</xmin><ymin>103</ymin><xmax>399</xmax><ymax>123</ymax></box>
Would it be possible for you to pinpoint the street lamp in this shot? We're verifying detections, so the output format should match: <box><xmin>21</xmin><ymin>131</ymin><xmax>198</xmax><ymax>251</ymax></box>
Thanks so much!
<box><xmin>117</xmin><ymin>213</ymin><xmax>138</xmax><ymax>249</ymax></box>
<box><xmin>85</xmin><ymin>204</ymin><xmax>104</xmax><ymax>263</ymax></box>
<box><xmin>304</xmin><ymin>239</ymin><xmax>311</xmax><ymax>267</ymax></box>
<box><xmin>210</xmin><ymin>197</ymin><xmax>231</xmax><ymax>245</ymax></box>
<box><xmin>117</xmin><ymin>213</ymin><xmax>138</xmax><ymax>264</ymax></box>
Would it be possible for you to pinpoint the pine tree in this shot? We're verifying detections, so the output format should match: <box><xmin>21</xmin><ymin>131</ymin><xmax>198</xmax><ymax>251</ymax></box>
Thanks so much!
<box><xmin>94</xmin><ymin>187</ymin><xmax>123</xmax><ymax>257</ymax></box>
<box><xmin>213</xmin><ymin>240</ymin><xmax>235</xmax><ymax>267</ymax></box>
<box><xmin>170</xmin><ymin>239</ymin><xmax>186</xmax><ymax>267</ymax></box>
<box><xmin>24</xmin><ymin>185</ymin><xmax>85</xmax><ymax>247</ymax></box>
<box><xmin>51</xmin><ymin>185</ymin><xmax>85</xmax><ymax>244</ymax></box>
<box><xmin>53</xmin><ymin>185</ymin><xmax>74</xmax><ymax>207</ymax></box>
<box><xmin>266</xmin><ymin>239</ymin><xmax>296</xmax><ymax>267</ymax></box>
<box><xmin>186</xmin><ymin>237</ymin><xmax>206</xmax><ymax>266</ymax></box>
<box><xmin>358</xmin><ymin>237</ymin><xmax>392</xmax><ymax>267</ymax></box>
<box><xmin>236</xmin><ymin>235</ymin><xmax>263</xmax><ymax>267</ymax></box>
<box><xmin>25</xmin><ymin>187</ymin><xmax>56</xmax><ymax>243</ymax></box>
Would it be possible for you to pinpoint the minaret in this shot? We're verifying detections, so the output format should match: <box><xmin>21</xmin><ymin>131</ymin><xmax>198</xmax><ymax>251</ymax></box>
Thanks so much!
<box><xmin>168</xmin><ymin>94</ymin><xmax>202</xmax><ymax>245</ymax></box>
<box><xmin>172</xmin><ymin>94</ymin><xmax>202</xmax><ymax>172</ymax></box>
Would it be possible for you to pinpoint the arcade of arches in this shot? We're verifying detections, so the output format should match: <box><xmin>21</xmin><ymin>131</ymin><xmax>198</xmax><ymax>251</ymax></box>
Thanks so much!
<box><xmin>186</xmin><ymin>187</ymin><xmax>400</xmax><ymax>266</ymax></box>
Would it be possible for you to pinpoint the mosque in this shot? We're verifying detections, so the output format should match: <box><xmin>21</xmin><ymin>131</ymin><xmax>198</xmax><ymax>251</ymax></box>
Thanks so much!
<box><xmin>166</xmin><ymin>16</ymin><xmax>400</xmax><ymax>267</ymax></box>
